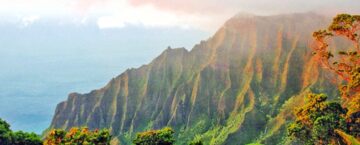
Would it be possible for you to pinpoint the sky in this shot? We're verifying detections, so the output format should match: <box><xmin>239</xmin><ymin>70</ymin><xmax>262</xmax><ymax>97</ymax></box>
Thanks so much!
<box><xmin>0</xmin><ymin>0</ymin><xmax>359</xmax><ymax>133</ymax></box>
<box><xmin>1</xmin><ymin>0</ymin><xmax>359</xmax><ymax>32</ymax></box>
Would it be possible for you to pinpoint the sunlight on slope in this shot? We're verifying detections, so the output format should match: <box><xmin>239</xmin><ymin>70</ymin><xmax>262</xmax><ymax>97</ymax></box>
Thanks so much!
<box><xmin>120</xmin><ymin>73</ymin><xmax>129</xmax><ymax>132</ymax></box>
<box><xmin>207</xmin><ymin>29</ymin><xmax>257</xmax><ymax>145</ymax></box>
<box><xmin>110</xmin><ymin>79</ymin><xmax>122</xmax><ymax>133</ymax></box>
<box><xmin>255</xmin><ymin>58</ymin><xmax>263</xmax><ymax>83</ymax></box>
<box><xmin>187</xmin><ymin>74</ymin><xmax>201</xmax><ymax>128</ymax></box>
<box><xmin>302</xmin><ymin>56</ymin><xmax>319</xmax><ymax>89</ymax></box>
<box><xmin>211</xmin><ymin>88</ymin><xmax>256</xmax><ymax>145</ymax></box>
<box><xmin>257</xmin><ymin>90</ymin><xmax>308</xmax><ymax>143</ymax></box>
<box><xmin>280</xmin><ymin>36</ymin><xmax>299</xmax><ymax>93</ymax></box>
<box><xmin>272</xmin><ymin>27</ymin><xmax>284</xmax><ymax>89</ymax></box>
<box><xmin>232</xmin><ymin>30</ymin><xmax>257</xmax><ymax>113</ymax></box>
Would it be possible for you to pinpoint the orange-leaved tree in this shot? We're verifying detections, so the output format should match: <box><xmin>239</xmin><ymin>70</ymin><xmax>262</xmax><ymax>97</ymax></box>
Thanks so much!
<box><xmin>44</xmin><ymin>127</ymin><xmax>111</xmax><ymax>145</ymax></box>
<box><xmin>288</xmin><ymin>13</ymin><xmax>360</xmax><ymax>145</ymax></box>
<box><xmin>312</xmin><ymin>13</ymin><xmax>360</xmax><ymax>114</ymax></box>
<box><xmin>132</xmin><ymin>127</ymin><xmax>175</xmax><ymax>145</ymax></box>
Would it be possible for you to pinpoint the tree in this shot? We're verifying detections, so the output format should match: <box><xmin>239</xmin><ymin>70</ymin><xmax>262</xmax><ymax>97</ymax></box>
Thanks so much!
<box><xmin>288</xmin><ymin>13</ymin><xmax>360</xmax><ymax>144</ymax></box>
<box><xmin>287</xmin><ymin>93</ymin><xmax>348</xmax><ymax>144</ymax></box>
<box><xmin>0</xmin><ymin>118</ymin><xmax>12</xmax><ymax>145</ymax></box>
<box><xmin>44</xmin><ymin>127</ymin><xmax>111</xmax><ymax>145</ymax></box>
<box><xmin>43</xmin><ymin>129</ymin><xmax>66</xmax><ymax>145</ymax></box>
<box><xmin>133</xmin><ymin>127</ymin><xmax>175</xmax><ymax>145</ymax></box>
<box><xmin>312</xmin><ymin>13</ymin><xmax>360</xmax><ymax>114</ymax></box>
<box><xmin>0</xmin><ymin>118</ymin><xmax>42</xmax><ymax>145</ymax></box>
<box><xmin>11</xmin><ymin>131</ymin><xmax>42</xmax><ymax>145</ymax></box>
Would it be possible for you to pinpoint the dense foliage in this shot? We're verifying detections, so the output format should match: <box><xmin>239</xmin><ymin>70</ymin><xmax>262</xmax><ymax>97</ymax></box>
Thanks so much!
<box><xmin>44</xmin><ymin>127</ymin><xmax>111</xmax><ymax>145</ymax></box>
<box><xmin>288</xmin><ymin>13</ymin><xmax>360</xmax><ymax>144</ymax></box>
<box><xmin>189</xmin><ymin>140</ymin><xmax>203</xmax><ymax>145</ymax></box>
<box><xmin>0</xmin><ymin>118</ymin><xmax>42</xmax><ymax>145</ymax></box>
<box><xmin>0</xmin><ymin>118</ymin><xmax>11</xmax><ymax>144</ymax></box>
<box><xmin>287</xmin><ymin>94</ymin><xmax>350</xmax><ymax>144</ymax></box>
<box><xmin>312</xmin><ymin>13</ymin><xmax>360</xmax><ymax>114</ymax></box>
<box><xmin>132</xmin><ymin>127</ymin><xmax>175</xmax><ymax>145</ymax></box>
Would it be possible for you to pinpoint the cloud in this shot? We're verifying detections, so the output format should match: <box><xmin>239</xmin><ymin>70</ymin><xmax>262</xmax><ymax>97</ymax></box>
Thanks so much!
<box><xmin>124</xmin><ymin>0</ymin><xmax>360</xmax><ymax>30</ymax></box>
<box><xmin>0</xmin><ymin>0</ymin><xmax>71</xmax><ymax>17</ymax></box>
<box><xmin>1</xmin><ymin>0</ymin><xmax>360</xmax><ymax>31</ymax></box>
<box><xmin>97</xmin><ymin>16</ymin><xmax>126</xmax><ymax>29</ymax></box>
<box><xmin>22</xmin><ymin>15</ymin><xmax>40</xmax><ymax>27</ymax></box>
<box><xmin>128</xmin><ymin>0</ymin><xmax>236</xmax><ymax>15</ymax></box>
<box><xmin>126</xmin><ymin>0</ymin><xmax>360</xmax><ymax>31</ymax></box>
<box><xmin>72</xmin><ymin>0</ymin><xmax>111</xmax><ymax>16</ymax></box>
<box><xmin>128</xmin><ymin>0</ymin><xmax>360</xmax><ymax>16</ymax></box>
<box><xmin>96</xmin><ymin>4</ymin><xmax>212</xmax><ymax>30</ymax></box>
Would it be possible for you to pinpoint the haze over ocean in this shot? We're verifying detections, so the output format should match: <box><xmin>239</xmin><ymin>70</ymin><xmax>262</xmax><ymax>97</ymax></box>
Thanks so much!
<box><xmin>0</xmin><ymin>20</ymin><xmax>210</xmax><ymax>133</ymax></box>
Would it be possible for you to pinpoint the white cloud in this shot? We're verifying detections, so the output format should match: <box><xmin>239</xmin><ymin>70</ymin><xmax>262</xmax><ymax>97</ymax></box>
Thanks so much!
<box><xmin>97</xmin><ymin>16</ymin><xmax>126</xmax><ymax>29</ymax></box>
<box><xmin>0</xmin><ymin>0</ymin><xmax>71</xmax><ymax>17</ymax></box>
<box><xmin>1</xmin><ymin>0</ymin><xmax>360</xmax><ymax>31</ymax></box>
<box><xmin>96</xmin><ymin>4</ymin><xmax>217</xmax><ymax>30</ymax></box>
<box><xmin>22</xmin><ymin>15</ymin><xmax>40</xmax><ymax>27</ymax></box>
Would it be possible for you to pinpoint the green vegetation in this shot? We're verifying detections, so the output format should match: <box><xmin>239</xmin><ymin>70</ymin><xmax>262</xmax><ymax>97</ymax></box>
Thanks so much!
<box><xmin>49</xmin><ymin>13</ymin><xmax>336</xmax><ymax>144</ymax></box>
<box><xmin>288</xmin><ymin>13</ymin><xmax>360</xmax><ymax>144</ymax></box>
<box><xmin>1</xmin><ymin>118</ymin><xmax>111</xmax><ymax>145</ymax></box>
<box><xmin>132</xmin><ymin>127</ymin><xmax>205</xmax><ymax>145</ymax></box>
<box><xmin>287</xmin><ymin>93</ymin><xmax>349</xmax><ymax>144</ymax></box>
<box><xmin>312</xmin><ymin>13</ymin><xmax>360</xmax><ymax>114</ymax></box>
<box><xmin>132</xmin><ymin>127</ymin><xmax>175</xmax><ymax>145</ymax></box>
<box><xmin>189</xmin><ymin>140</ymin><xmax>203</xmax><ymax>145</ymax></box>
<box><xmin>0</xmin><ymin>118</ymin><xmax>42</xmax><ymax>145</ymax></box>
<box><xmin>44</xmin><ymin>127</ymin><xmax>111</xmax><ymax>145</ymax></box>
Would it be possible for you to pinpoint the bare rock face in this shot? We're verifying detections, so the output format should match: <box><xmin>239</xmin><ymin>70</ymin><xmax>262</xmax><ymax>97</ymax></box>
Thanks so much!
<box><xmin>49</xmin><ymin>13</ymin><xmax>337</xmax><ymax>144</ymax></box>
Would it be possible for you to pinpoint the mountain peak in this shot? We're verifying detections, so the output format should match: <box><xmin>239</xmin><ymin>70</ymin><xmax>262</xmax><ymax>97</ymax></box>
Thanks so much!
<box><xmin>226</xmin><ymin>12</ymin><xmax>326</xmax><ymax>25</ymax></box>
<box><xmin>233</xmin><ymin>12</ymin><xmax>256</xmax><ymax>18</ymax></box>
<box><xmin>151</xmin><ymin>46</ymin><xmax>188</xmax><ymax>63</ymax></box>
<box><xmin>164</xmin><ymin>46</ymin><xmax>188</xmax><ymax>53</ymax></box>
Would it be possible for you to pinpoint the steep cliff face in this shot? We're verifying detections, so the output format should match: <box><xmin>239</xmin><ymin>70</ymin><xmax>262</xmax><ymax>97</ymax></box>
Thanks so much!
<box><xmin>49</xmin><ymin>13</ymin><xmax>338</xmax><ymax>144</ymax></box>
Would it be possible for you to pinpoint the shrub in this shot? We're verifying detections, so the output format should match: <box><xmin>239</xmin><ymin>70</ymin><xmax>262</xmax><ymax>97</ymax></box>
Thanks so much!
<box><xmin>44</xmin><ymin>127</ymin><xmax>111</xmax><ymax>145</ymax></box>
<box><xmin>133</xmin><ymin>127</ymin><xmax>175</xmax><ymax>145</ymax></box>
<box><xmin>0</xmin><ymin>118</ymin><xmax>42</xmax><ymax>145</ymax></box>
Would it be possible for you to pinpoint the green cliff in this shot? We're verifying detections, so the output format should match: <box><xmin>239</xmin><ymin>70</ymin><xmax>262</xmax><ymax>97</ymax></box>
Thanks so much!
<box><xmin>49</xmin><ymin>13</ymin><xmax>339</xmax><ymax>145</ymax></box>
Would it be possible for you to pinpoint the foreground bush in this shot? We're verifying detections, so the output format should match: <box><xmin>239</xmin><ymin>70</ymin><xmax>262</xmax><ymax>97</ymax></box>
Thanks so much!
<box><xmin>0</xmin><ymin>118</ymin><xmax>42</xmax><ymax>145</ymax></box>
<box><xmin>44</xmin><ymin>127</ymin><xmax>111</xmax><ymax>145</ymax></box>
<box><xmin>288</xmin><ymin>13</ymin><xmax>360</xmax><ymax>144</ymax></box>
<box><xmin>133</xmin><ymin>127</ymin><xmax>175</xmax><ymax>145</ymax></box>
<box><xmin>287</xmin><ymin>94</ymin><xmax>349</xmax><ymax>144</ymax></box>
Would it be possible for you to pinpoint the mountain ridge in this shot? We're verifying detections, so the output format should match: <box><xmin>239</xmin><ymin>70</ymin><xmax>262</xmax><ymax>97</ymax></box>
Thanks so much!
<box><xmin>49</xmin><ymin>13</ymin><xmax>338</xmax><ymax>144</ymax></box>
